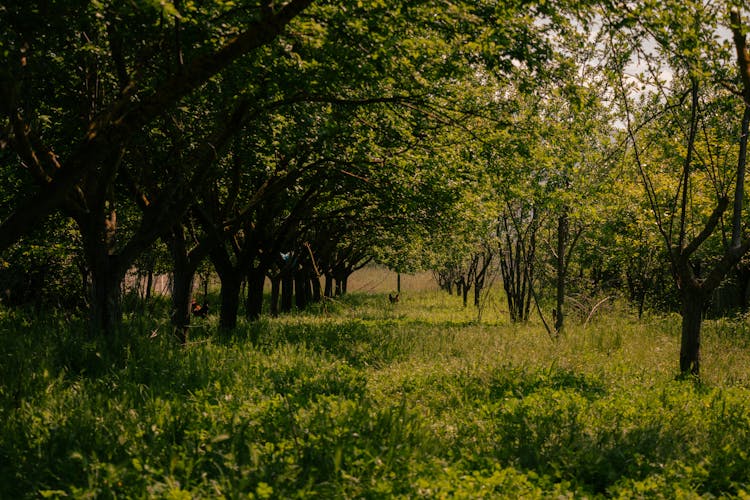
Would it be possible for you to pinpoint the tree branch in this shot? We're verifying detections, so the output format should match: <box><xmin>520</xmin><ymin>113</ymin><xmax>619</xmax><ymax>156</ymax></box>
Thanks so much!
<box><xmin>681</xmin><ymin>196</ymin><xmax>729</xmax><ymax>258</ymax></box>
<box><xmin>0</xmin><ymin>0</ymin><xmax>313</xmax><ymax>253</ymax></box>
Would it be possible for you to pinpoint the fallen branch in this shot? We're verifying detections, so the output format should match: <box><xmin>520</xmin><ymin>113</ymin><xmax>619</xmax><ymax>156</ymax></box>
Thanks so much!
<box><xmin>583</xmin><ymin>296</ymin><xmax>612</xmax><ymax>328</ymax></box>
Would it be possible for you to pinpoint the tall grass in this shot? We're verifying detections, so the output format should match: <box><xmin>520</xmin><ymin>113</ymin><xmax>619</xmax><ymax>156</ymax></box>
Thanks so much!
<box><xmin>3</xmin><ymin>290</ymin><xmax>750</xmax><ymax>498</ymax></box>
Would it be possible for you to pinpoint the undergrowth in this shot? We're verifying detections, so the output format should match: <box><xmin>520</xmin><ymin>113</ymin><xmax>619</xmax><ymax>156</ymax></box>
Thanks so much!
<box><xmin>3</xmin><ymin>293</ymin><xmax>750</xmax><ymax>498</ymax></box>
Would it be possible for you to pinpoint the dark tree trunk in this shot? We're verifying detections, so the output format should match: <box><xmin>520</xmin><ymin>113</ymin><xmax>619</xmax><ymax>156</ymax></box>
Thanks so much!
<box><xmin>523</xmin><ymin>280</ymin><xmax>533</xmax><ymax>322</ymax></box>
<box><xmin>281</xmin><ymin>273</ymin><xmax>294</xmax><ymax>312</ymax></box>
<box><xmin>474</xmin><ymin>266</ymin><xmax>483</xmax><ymax>307</ymax></box>
<box><xmin>171</xmin><ymin>267</ymin><xmax>195</xmax><ymax>344</ymax></box>
<box><xmin>304</xmin><ymin>273</ymin><xmax>313</xmax><ymax>302</ymax></box>
<box><xmin>245</xmin><ymin>269</ymin><xmax>265</xmax><ymax>321</ymax></box>
<box><xmin>737</xmin><ymin>263</ymin><xmax>750</xmax><ymax>312</ymax></box>
<box><xmin>80</xmin><ymin>262</ymin><xmax>90</xmax><ymax>307</ymax></box>
<box><xmin>210</xmin><ymin>246</ymin><xmax>242</xmax><ymax>331</ymax></box>
<box><xmin>499</xmin><ymin>238</ymin><xmax>533</xmax><ymax>323</ymax></box>
<box><xmin>88</xmin><ymin>257</ymin><xmax>123</xmax><ymax>337</ymax></box>
<box><xmin>218</xmin><ymin>271</ymin><xmax>242</xmax><ymax>330</ymax></box>
<box><xmin>80</xmin><ymin>211</ymin><xmax>123</xmax><ymax>338</ymax></box>
<box><xmin>732</xmin><ymin>106</ymin><xmax>750</xmax><ymax>247</ymax></box>
<box><xmin>294</xmin><ymin>269</ymin><xmax>308</xmax><ymax>309</ymax></box>
<box><xmin>505</xmin><ymin>291</ymin><xmax>516</xmax><ymax>321</ymax></box>
<box><xmin>680</xmin><ymin>286</ymin><xmax>704</xmax><ymax>377</ymax></box>
<box><xmin>169</xmin><ymin>227</ymin><xmax>195</xmax><ymax>344</ymax></box>
<box><xmin>555</xmin><ymin>212</ymin><xmax>569</xmax><ymax>333</ymax></box>
<box><xmin>324</xmin><ymin>274</ymin><xmax>333</xmax><ymax>298</ymax></box>
<box><xmin>498</xmin><ymin>205</ymin><xmax>537</xmax><ymax>324</ymax></box>
<box><xmin>270</xmin><ymin>276</ymin><xmax>280</xmax><ymax>316</ymax></box>
<box><xmin>145</xmin><ymin>267</ymin><xmax>154</xmax><ymax>304</ymax></box>
<box><xmin>473</xmin><ymin>250</ymin><xmax>493</xmax><ymax>308</ymax></box>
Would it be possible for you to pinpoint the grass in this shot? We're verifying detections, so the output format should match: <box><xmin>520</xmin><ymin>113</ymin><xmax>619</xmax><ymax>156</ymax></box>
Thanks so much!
<box><xmin>3</xmin><ymin>286</ymin><xmax>750</xmax><ymax>498</ymax></box>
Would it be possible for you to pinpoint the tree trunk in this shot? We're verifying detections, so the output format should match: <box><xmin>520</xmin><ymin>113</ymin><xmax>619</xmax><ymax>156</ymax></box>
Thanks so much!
<box><xmin>304</xmin><ymin>272</ymin><xmax>313</xmax><ymax>302</ymax></box>
<box><xmin>88</xmin><ymin>257</ymin><xmax>123</xmax><ymax>337</ymax></box>
<box><xmin>680</xmin><ymin>286</ymin><xmax>704</xmax><ymax>377</ymax></box>
<box><xmin>281</xmin><ymin>272</ymin><xmax>294</xmax><ymax>312</ymax></box>
<box><xmin>171</xmin><ymin>268</ymin><xmax>194</xmax><ymax>344</ymax></box>
<box><xmin>80</xmin><ymin>210</ymin><xmax>123</xmax><ymax>338</ymax></box>
<box><xmin>461</xmin><ymin>279</ymin><xmax>470</xmax><ymax>307</ymax></box>
<box><xmin>500</xmin><ymin>252</ymin><xmax>532</xmax><ymax>322</ymax></box>
<box><xmin>473</xmin><ymin>251</ymin><xmax>492</xmax><ymax>308</ymax></box>
<box><xmin>79</xmin><ymin>261</ymin><xmax>90</xmax><ymax>308</ymax></box>
<box><xmin>324</xmin><ymin>274</ymin><xmax>333</xmax><ymax>298</ymax></box>
<box><xmin>523</xmin><ymin>273</ymin><xmax>533</xmax><ymax>321</ymax></box>
<box><xmin>218</xmin><ymin>271</ymin><xmax>242</xmax><ymax>330</ymax></box>
<box><xmin>555</xmin><ymin>212</ymin><xmax>569</xmax><ymax>333</ymax></box>
<box><xmin>474</xmin><ymin>266</ymin><xmax>483</xmax><ymax>307</ymax></box>
<box><xmin>169</xmin><ymin>227</ymin><xmax>195</xmax><ymax>344</ymax></box>
<box><xmin>506</xmin><ymin>292</ymin><xmax>517</xmax><ymax>322</ymax></box>
<box><xmin>145</xmin><ymin>267</ymin><xmax>154</xmax><ymax>304</ymax></box>
<box><xmin>732</xmin><ymin>106</ymin><xmax>750</xmax><ymax>246</ymax></box>
<box><xmin>270</xmin><ymin>275</ymin><xmax>280</xmax><ymax>316</ymax></box>
<box><xmin>294</xmin><ymin>269</ymin><xmax>308</xmax><ymax>310</ymax></box>
<box><xmin>245</xmin><ymin>269</ymin><xmax>265</xmax><ymax>321</ymax></box>
<box><xmin>209</xmin><ymin>243</ymin><xmax>246</xmax><ymax>331</ymax></box>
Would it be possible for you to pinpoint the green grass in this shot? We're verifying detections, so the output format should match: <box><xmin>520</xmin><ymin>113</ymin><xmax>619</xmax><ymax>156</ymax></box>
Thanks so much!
<box><xmin>3</xmin><ymin>292</ymin><xmax>750</xmax><ymax>498</ymax></box>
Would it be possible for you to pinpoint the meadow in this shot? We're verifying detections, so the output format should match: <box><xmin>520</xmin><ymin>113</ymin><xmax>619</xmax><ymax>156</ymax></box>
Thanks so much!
<box><xmin>3</xmin><ymin>272</ymin><xmax>750</xmax><ymax>498</ymax></box>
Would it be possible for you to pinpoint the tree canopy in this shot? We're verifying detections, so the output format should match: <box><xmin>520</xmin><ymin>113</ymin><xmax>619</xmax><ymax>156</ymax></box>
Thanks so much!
<box><xmin>3</xmin><ymin>0</ymin><xmax>750</xmax><ymax>376</ymax></box>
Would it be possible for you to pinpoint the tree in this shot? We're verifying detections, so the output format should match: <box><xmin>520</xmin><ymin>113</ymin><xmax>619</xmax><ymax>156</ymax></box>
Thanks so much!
<box><xmin>0</xmin><ymin>0</ymin><xmax>622</xmax><ymax>338</ymax></box>
<box><xmin>0</xmin><ymin>0</ymin><xmax>313</xmax><ymax>336</ymax></box>
<box><xmin>605</xmin><ymin>1</ymin><xmax>750</xmax><ymax>376</ymax></box>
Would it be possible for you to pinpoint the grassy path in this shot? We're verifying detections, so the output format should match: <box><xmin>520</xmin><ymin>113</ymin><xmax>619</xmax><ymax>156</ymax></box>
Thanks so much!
<box><xmin>2</xmin><ymin>291</ymin><xmax>750</xmax><ymax>497</ymax></box>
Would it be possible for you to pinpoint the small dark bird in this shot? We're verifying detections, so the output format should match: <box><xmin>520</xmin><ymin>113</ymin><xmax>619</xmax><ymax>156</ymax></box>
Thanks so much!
<box><xmin>388</xmin><ymin>292</ymin><xmax>400</xmax><ymax>304</ymax></box>
<box><xmin>192</xmin><ymin>300</ymin><xmax>209</xmax><ymax>318</ymax></box>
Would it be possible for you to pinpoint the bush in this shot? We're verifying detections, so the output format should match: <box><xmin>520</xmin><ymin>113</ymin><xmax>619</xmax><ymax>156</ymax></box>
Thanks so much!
<box><xmin>0</xmin><ymin>218</ymin><xmax>85</xmax><ymax>312</ymax></box>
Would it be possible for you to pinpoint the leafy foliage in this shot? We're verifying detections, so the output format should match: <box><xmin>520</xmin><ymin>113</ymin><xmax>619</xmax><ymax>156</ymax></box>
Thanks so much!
<box><xmin>0</xmin><ymin>217</ymin><xmax>85</xmax><ymax>310</ymax></box>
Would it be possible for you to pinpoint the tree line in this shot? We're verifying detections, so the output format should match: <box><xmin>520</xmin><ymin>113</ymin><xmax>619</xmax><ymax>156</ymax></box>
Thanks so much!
<box><xmin>2</xmin><ymin>0</ymin><xmax>750</xmax><ymax>377</ymax></box>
